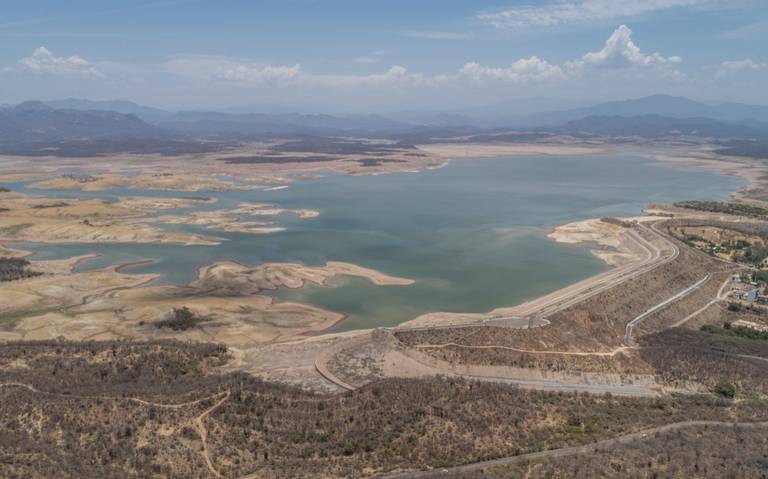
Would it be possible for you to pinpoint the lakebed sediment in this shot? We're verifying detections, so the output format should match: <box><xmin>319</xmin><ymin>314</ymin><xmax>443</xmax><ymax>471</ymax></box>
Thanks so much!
<box><xmin>0</xmin><ymin>144</ymin><xmax>754</xmax><ymax>389</ymax></box>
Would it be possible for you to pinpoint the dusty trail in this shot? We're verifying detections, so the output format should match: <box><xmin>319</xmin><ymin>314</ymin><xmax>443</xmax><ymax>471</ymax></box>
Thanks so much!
<box><xmin>0</xmin><ymin>382</ymin><xmax>227</xmax><ymax>409</ymax></box>
<box><xmin>412</xmin><ymin>342</ymin><xmax>631</xmax><ymax>357</ymax></box>
<box><xmin>671</xmin><ymin>275</ymin><xmax>733</xmax><ymax>327</ymax></box>
<box><xmin>193</xmin><ymin>390</ymin><xmax>231</xmax><ymax>478</ymax></box>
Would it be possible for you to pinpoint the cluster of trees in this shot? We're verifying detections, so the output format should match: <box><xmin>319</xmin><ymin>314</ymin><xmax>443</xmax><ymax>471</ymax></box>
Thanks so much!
<box><xmin>0</xmin><ymin>257</ymin><xmax>42</xmax><ymax>282</ymax></box>
<box><xmin>60</xmin><ymin>173</ymin><xmax>98</xmax><ymax>183</ymax></box>
<box><xmin>154</xmin><ymin>307</ymin><xmax>212</xmax><ymax>331</ymax></box>
<box><xmin>701</xmin><ymin>321</ymin><xmax>768</xmax><ymax>341</ymax></box>
<box><xmin>674</xmin><ymin>200</ymin><xmax>768</xmax><ymax>219</ymax></box>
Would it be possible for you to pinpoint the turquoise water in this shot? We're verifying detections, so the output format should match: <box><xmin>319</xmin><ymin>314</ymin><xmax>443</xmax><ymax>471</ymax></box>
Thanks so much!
<box><xmin>10</xmin><ymin>154</ymin><xmax>744</xmax><ymax>330</ymax></box>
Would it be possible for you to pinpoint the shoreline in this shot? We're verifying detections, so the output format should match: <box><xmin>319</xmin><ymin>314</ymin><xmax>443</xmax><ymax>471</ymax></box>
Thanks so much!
<box><xmin>3</xmin><ymin>143</ymin><xmax>760</xmax><ymax>339</ymax></box>
<box><xmin>318</xmin><ymin>146</ymin><xmax>759</xmax><ymax>332</ymax></box>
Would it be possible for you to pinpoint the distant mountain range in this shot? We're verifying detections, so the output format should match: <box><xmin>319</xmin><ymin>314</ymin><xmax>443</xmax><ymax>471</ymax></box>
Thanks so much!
<box><xmin>527</xmin><ymin>94</ymin><xmax>768</xmax><ymax>126</ymax></box>
<box><xmin>0</xmin><ymin>94</ymin><xmax>765</xmax><ymax>156</ymax></box>
<box><xmin>159</xmin><ymin>111</ymin><xmax>411</xmax><ymax>138</ymax></box>
<box><xmin>0</xmin><ymin>101</ymin><xmax>169</xmax><ymax>141</ymax></box>
<box><xmin>45</xmin><ymin>98</ymin><xmax>173</xmax><ymax>123</ymax></box>
<box><xmin>38</xmin><ymin>94</ymin><xmax>768</xmax><ymax>131</ymax></box>
<box><xmin>0</xmin><ymin>101</ymin><xmax>215</xmax><ymax>156</ymax></box>
<box><xmin>557</xmin><ymin>114</ymin><xmax>768</xmax><ymax>139</ymax></box>
<box><xmin>43</xmin><ymin>99</ymin><xmax>411</xmax><ymax>137</ymax></box>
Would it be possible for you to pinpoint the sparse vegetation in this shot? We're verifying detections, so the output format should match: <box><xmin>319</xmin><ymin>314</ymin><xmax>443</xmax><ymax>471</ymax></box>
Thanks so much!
<box><xmin>674</xmin><ymin>200</ymin><xmax>768</xmax><ymax>219</ymax></box>
<box><xmin>154</xmin><ymin>306</ymin><xmax>212</xmax><ymax>331</ymax></box>
<box><xmin>639</xmin><ymin>329</ymin><xmax>768</xmax><ymax>396</ymax></box>
<box><xmin>714</xmin><ymin>382</ymin><xmax>737</xmax><ymax>398</ymax></box>
<box><xmin>455</xmin><ymin>425</ymin><xmax>768</xmax><ymax>478</ymax></box>
<box><xmin>30</xmin><ymin>201</ymin><xmax>69</xmax><ymax>209</ymax></box>
<box><xmin>701</xmin><ymin>322</ymin><xmax>768</xmax><ymax>341</ymax></box>
<box><xmin>600</xmin><ymin>217</ymin><xmax>634</xmax><ymax>228</ymax></box>
<box><xmin>2</xmin><ymin>340</ymin><xmax>768</xmax><ymax>478</ymax></box>
<box><xmin>61</xmin><ymin>173</ymin><xmax>98</xmax><ymax>183</ymax></box>
<box><xmin>0</xmin><ymin>257</ymin><xmax>42</xmax><ymax>282</ymax></box>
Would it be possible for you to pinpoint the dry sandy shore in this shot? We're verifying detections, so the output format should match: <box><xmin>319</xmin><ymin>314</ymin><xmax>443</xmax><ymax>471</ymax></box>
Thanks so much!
<box><xmin>0</xmin><ymin>190</ymin><xmax>321</xmax><ymax>244</ymax></box>
<box><xmin>0</xmin><ymin>190</ymin><xmax>220</xmax><ymax>245</ymax></box>
<box><xmin>28</xmin><ymin>172</ymin><xmax>262</xmax><ymax>192</ymax></box>
<box><xmin>548</xmin><ymin>217</ymin><xmax>655</xmax><ymax>266</ymax></box>
<box><xmin>154</xmin><ymin>202</ymin><xmax>319</xmax><ymax>235</ymax></box>
<box><xmin>418</xmin><ymin>143</ymin><xmax>607</xmax><ymax>159</ymax></box>
<box><xmin>0</xmin><ymin>254</ymin><xmax>413</xmax><ymax>347</ymax></box>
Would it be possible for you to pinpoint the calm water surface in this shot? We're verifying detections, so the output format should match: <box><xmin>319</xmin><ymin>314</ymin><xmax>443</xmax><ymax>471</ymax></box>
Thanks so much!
<box><xmin>12</xmin><ymin>154</ymin><xmax>744</xmax><ymax>331</ymax></box>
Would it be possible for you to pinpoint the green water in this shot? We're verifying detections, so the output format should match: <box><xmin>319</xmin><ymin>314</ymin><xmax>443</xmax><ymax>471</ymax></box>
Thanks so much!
<box><xmin>10</xmin><ymin>154</ymin><xmax>744</xmax><ymax>330</ymax></box>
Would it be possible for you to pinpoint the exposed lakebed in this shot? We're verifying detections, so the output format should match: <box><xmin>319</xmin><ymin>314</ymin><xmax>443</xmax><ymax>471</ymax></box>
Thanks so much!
<box><xmin>12</xmin><ymin>154</ymin><xmax>744</xmax><ymax>331</ymax></box>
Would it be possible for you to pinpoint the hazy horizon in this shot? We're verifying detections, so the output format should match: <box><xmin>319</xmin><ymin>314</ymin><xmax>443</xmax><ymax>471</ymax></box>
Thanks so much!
<box><xmin>2</xmin><ymin>1</ymin><xmax>767</xmax><ymax>112</ymax></box>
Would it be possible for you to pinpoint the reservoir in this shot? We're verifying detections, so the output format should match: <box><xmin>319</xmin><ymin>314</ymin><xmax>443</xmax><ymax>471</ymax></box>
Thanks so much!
<box><xmin>13</xmin><ymin>153</ymin><xmax>744</xmax><ymax>331</ymax></box>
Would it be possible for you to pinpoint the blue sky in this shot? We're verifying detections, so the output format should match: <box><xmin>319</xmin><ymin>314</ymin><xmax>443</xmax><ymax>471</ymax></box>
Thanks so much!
<box><xmin>1</xmin><ymin>0</ymin><xmax>767</xmax><ymax>111</ymax></box>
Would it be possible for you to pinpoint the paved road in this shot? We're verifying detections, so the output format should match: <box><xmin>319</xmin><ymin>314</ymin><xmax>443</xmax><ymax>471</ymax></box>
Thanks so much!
<box><xmin>376</xmin><ymin>420</ymin><xmax>768</xmax><ymax>478</ymax></box>
<box><xmin>672</xmin><ymin>275</ymin><xmax>733</xmax><ymax>327</ymax></box>
<box><xmin>624</xmin><ymin>273</ymin><xmax>711</xmax><ymax>345</ymax></box>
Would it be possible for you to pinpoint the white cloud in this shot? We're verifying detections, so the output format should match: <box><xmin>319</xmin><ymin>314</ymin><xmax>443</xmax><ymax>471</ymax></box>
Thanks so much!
<box><xmin>17</xmin><ymin>46</ymin><xmax>104</xmax><ymax>78</ymax></box>
<box><xmin>478</xmin><ymin>0</ymin><xmax>708</xmax><ymax>29</ymax></box>
<box><xmin>213</xmin><ymin>63</ymin><xmax>301</xmax><ymax>85</ymax></box>
<box><xmin>162</xmin><ymin>25</ymin><xmax>679</xmax><ymax>91</ymax></box>
<box><xmin>715</xmin><ymin>58</ymin><xmax>768</xmax><ymax>77</ymax></box>
<box><xmin>459</xmin><ymin>56</ymin><xmax>565</xmax><ymax>83</ymax></box>
<box><xmin>399</xmin><ymin>30</ymin><xmax>472</xmax><ymax>40</ymax></box>
<box><xmin>310</xmin><ymin>66</ymin><xmax>445</xmax><ymax>88</ymax></box>
<box><xmin>166</xmin><ymin>56</ymin><xmax>437</xmax><ymax>89</ymax></box>
<box><xmin>165</xmin><ymin>55</ymin><xmax>300</xmax><ymax>85</ymax></box>
<box><xmin>567</xmin><ymin>25</ymin><xmax>681</xmax><ymax>70</ymax></box>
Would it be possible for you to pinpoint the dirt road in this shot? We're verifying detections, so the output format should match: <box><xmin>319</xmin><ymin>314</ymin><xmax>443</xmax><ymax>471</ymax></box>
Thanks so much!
<box><xmin>377</xmin><ymin>420</ymin><xmax>768</xmax><ymax>478</ymax></box>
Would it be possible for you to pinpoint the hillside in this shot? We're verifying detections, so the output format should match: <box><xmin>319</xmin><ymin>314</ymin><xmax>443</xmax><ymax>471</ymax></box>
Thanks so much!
<box><xmin>0</xmin><ymin>102</ymin><xmax>216</xmax><ymax>156</ymax></box>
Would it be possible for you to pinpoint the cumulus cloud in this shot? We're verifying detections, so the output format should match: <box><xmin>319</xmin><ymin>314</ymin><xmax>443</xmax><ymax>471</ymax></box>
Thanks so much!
<box><xmin>165</xmin><ymin>55</ymin><xmax>300</xmax><ymax>86</ymax></box>
<box><xmin>459</xmin><ymin>56</ymin><xmax>565</xmax><ymax>83</ymax></box>
<box><xmin>715</xmin><ymin>58</ymin><xmax>768</xmax><ymax>77</ymax></box>
<box><xmin>310</xmin><ymin>66</ymin><xmax>445</xmax><ymax>89</ymax></box>
<box><xmin>213</xmin><ymin>63</ymin><xmax>301</xmax><ymax>85</ymax></box>
<box><xmin>162</xmin><ymin>25</ymin><xmax>679</xmax><ymax>90</ymax></box>
<box><xmin>16</xmin><ymin>46</ymin><xmax>105</xmax><ymax>78</ymax></box>
<box><xmin>166</xmin><ymin>56</ymin><xmax>437</xmax><ymax>89</ymax></box>
<box><xmin>459</xmin><ymin>26</ymin><xmax>679</xmax><ymax>85</ymax></box>
<box><xmin>567</xmin><ymin>25</ymin><xmax>681</xmax><ymax>71</ymax></box>
<box><xmin>478</xmin><ymin>0</ymin><xmax>708</xmax><ymax>29</ymax></box>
